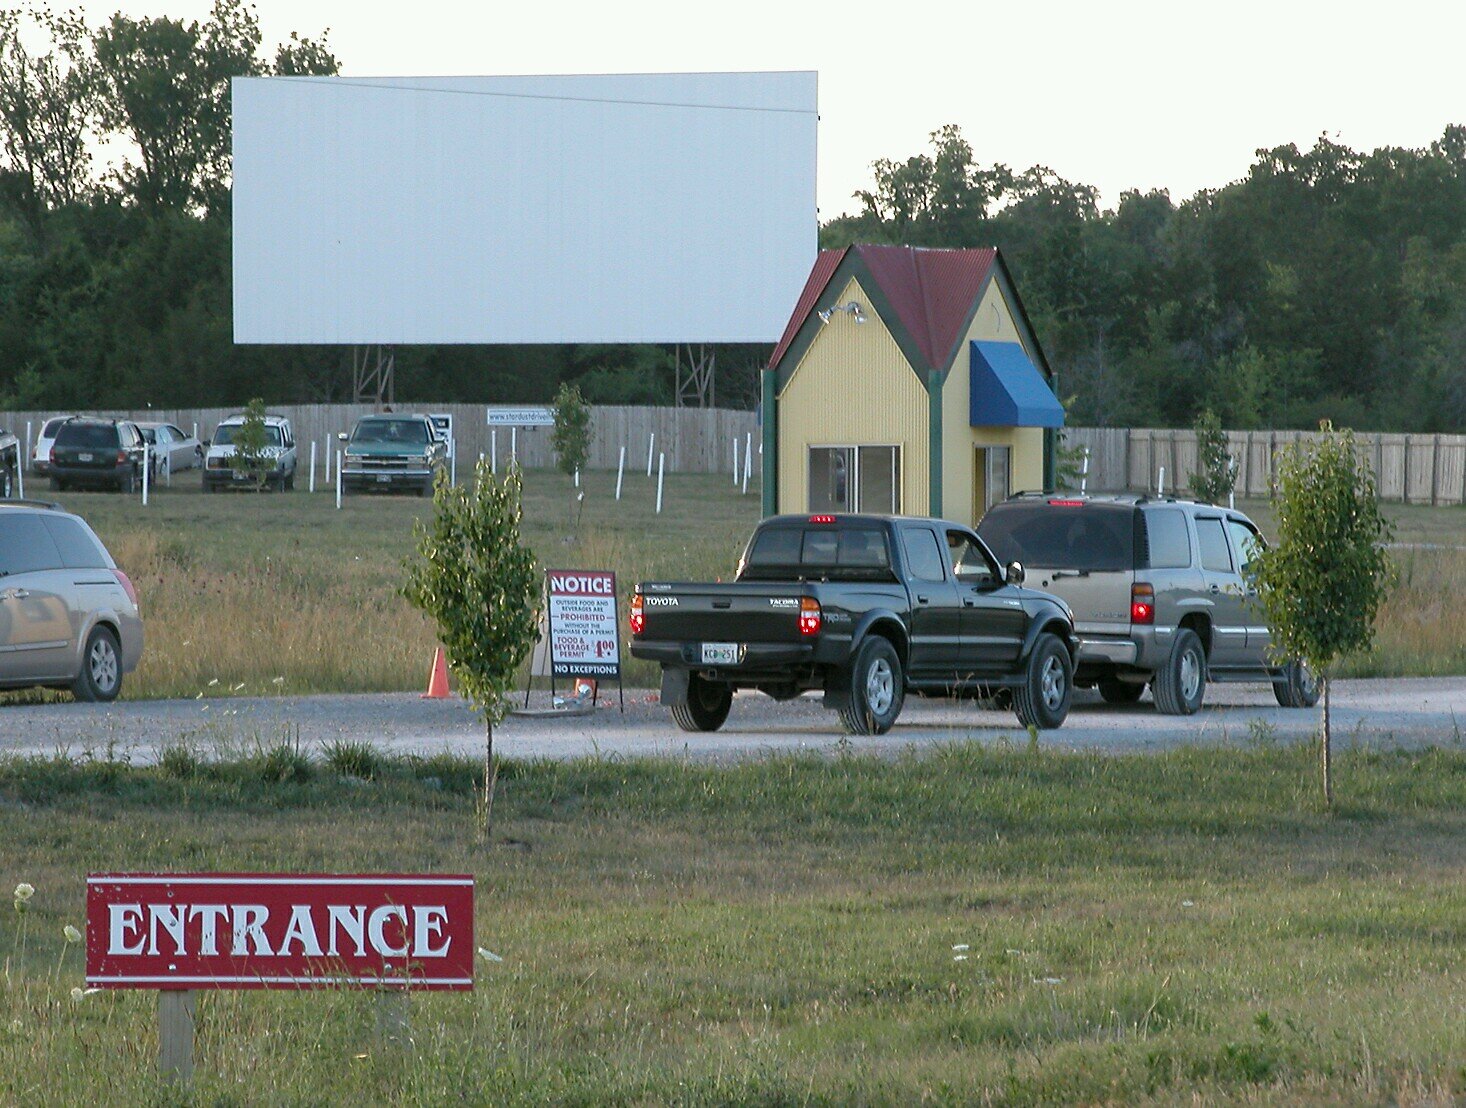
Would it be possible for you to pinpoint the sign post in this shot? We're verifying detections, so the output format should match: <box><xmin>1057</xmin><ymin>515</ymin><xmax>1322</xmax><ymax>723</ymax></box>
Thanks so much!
<box><xmin>86</xmin><ymin>872</ymin><xmax>474</xmax><ymax>1084</ymax></box>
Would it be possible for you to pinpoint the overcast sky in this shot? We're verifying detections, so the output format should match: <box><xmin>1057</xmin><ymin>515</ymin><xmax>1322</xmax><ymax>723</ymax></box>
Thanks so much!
<box><xmin>100</xmin><ymin>0</ymin><xmax>1466</xmax><ymax>217</ymax></box>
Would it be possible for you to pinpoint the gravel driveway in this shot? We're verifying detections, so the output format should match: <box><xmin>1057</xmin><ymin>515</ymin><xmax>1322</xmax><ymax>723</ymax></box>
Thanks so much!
<box><xmin>0</xmin><ymin>677</ymin><xmax>1460</xmax><ymax>764</ymax></box>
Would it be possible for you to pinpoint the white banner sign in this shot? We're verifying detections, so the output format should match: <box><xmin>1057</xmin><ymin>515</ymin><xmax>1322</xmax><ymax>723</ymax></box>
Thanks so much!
<box><xmin>487</xmin><ymin>407</ymin><xmax>553</xmax><ymax>427</ymax></box>
<box><xmin>546</xmin><ymin>570</ymin><xmax>621</xmax><ymax>678</ymax></box>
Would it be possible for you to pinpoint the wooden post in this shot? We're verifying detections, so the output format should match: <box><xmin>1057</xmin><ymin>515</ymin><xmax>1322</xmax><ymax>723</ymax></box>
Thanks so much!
<box><xmin>159</xmin><ymin>990</ymin><xmax>196</xmax><ymax>1085</ymax></box>
<box><xmin>1430</xmin><ymin>434</ymin><xmax>1441</xmax><ymax>506</ymax></box>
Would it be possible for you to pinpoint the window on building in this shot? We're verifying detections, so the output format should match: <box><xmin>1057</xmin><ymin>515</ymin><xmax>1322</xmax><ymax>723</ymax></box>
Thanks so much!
<box><xmin>807</xmin><ymin>445</ymin><xmax>900</xmax><ymax>514</ymax></box>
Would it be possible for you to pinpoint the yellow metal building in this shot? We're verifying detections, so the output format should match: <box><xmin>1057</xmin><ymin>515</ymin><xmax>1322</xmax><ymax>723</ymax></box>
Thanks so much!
<box><xmin>762</xmin><ymin>245</ymin><xmax>1063</xmax><ymax>527</ymax></box>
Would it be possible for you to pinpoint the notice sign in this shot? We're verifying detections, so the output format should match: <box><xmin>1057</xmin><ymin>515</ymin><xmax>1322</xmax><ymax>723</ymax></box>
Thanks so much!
<box><xmin>85</xmin><ymin>873</ymin><xmax>474</xmax><ymax>990</ymax></box>
<box><xmin>546</xmin><ymin>570</ymin><xmax>621</xmax><ymax>678</ymax></box>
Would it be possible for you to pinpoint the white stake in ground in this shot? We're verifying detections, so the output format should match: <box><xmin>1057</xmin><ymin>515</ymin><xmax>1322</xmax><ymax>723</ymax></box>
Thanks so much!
<box><xmin>574</xmin><ymin>468</ymin><xmax>579</xmax><ymax>488</ymax></box>
<box><xmin>647</xmin><ymin>432</ymin><xmax>655</xmax><ymax>476</ymax></box>
<box><xmin>323</xmin><ymin>437</ymin><xmax>331</xmax><ymax>484</ymax></box>
<box><xmin>18</xmin><ymin>420</ymin><xmax>27</xmax><ymax>499</ymax></box>
<box><xmin>510</xmin><ymin>426</ymin><xmax>518</xmax><ymax>466</ymax></box>
<box><xmin>450</xmin><ymin>440</ymin><xmax>457</xmax><ymax>486</ymax></box>
<box><xmin>335</xmin><ymin>450</ymin><xmax>342</xmax><ymax>509</ymax></box>
<box><xmin>1080</xmin><ymin>445</ymin><xmax>1090</xmax><ymax>493</ymax></box>
<box><xmin>732</xmin><ymin>435</ymin><xmax>739</xmax><ymax>485</ymax></box>
<box><xmin>655</xmin><ymin>452</ymin><xmax>665</xmax><ymax>513</ymax></box>
<box><xmin>191</xmin><ymin>422</ymin><xmax>197</xmax><ymax>441</ymax></box>
<box><xmin>309</xmin><ymin>442</ymin><xmax>316</xmax><ymax>493</ymax></box>
<box><xmin>490</xmin><ymin>429</ymin><xmax>497</xmax><ymax>474</ymax></box>
<box><xmin>615</xmin><ymin>445</ymin><xmax>625</xmax><ymax>500</ymax></box>
<box><xmin>1158</xmin><ymin>466</ymin><xmax>1166</xmax><ymax>496</ymax></box>
<box><xmin>743</xmin><ymin>431</ymin><xmax>752</xmax><ymax>494</ymax></box>
<box><xmin>141</xmin><ymin>443</ymin><xmax>149</xmax><ymax>506</ymax></box>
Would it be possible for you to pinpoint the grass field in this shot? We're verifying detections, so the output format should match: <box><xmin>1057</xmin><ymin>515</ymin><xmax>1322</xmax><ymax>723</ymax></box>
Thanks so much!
<box><xmin>1</xmin><ymin>743</ymin><xmax>1463</xmax><ymax>1103</ymax></box>
<box><xmin>15</xmin><ymin>470</ymin><xmax>1466</xmax><ymax>701</ymax></box>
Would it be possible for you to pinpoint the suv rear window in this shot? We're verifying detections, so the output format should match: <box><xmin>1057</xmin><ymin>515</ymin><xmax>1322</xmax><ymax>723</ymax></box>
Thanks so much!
<box><xmin>977</xmin><ymin>502</ymin><xmax>1135</xmax><ymax>572</ymax></box>
<box><xmin>742</xmin><ymin>526</ymin><xmax>892</xmax><ymax>580</ymax></box>
<box><xmin>54</xmin><ymin>423</ymin><xmax>120</xmax><ymax>449</ymax></box>
<box><xmin>1143</xmin><ymin>509</ymin><xmax>1191</xmax><ymax>569</ymax></box>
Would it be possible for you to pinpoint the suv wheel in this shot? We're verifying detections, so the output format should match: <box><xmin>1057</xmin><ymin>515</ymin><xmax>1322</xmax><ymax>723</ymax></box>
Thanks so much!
<box><xmin>838</xmin><ymin>635</ymin><xmax>904</xmax><ymax>735</ymax></box>
<box><xmin>73</xmin><ymin>625</ymin><xmax>122</xmax><ymax>702</ymax></box>
<box><xmin>1014</xmin><ymin>633</ymin><xmax>1072</xmax><ymax>730</ymax></box>
<box><xmin>1098</xmin><ymin>677</ymin><xmax>1145</xmax><ymax>704</ymax></box>
<box><xmin>1274</xmin><ymin>659</ymin><xmax>1320</xmax><ymax>708</ymax></box>
<box><xmin>670</xmin><ymin>672</ymin><xmax>733</xmax><ymax>732</ymax></box>
<box><xmin>1154</xmin><ymin>628</ymin><xmax>1205</xmax><ymax>715</ymax></box>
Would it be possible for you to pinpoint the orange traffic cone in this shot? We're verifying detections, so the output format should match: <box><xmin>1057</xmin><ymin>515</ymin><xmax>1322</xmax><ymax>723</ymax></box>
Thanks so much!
<box><xmin>421</xmin><ymin>647</ymin><xmax>451</xmax><ymax>699</ymax></box>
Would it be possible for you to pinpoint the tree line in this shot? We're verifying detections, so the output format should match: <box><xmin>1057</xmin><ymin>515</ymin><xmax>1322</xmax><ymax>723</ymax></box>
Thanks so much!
<box><xmin>1</xmin><ymin>4</ymin><xmax>1461</xmax><ymax>430</ymax></box>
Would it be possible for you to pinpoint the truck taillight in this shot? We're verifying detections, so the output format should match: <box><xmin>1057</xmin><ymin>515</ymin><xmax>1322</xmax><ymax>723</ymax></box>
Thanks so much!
<box><xmin>629</xmin><ymin>593</ymin><xmax>644</xmax><ymax>636</ymax></box>
<box><xmin>1130</xmin><ymin>582</ymin><xmax>1155</xmax><ymax>625</ymax></box>
<box><xmin>808</xmin><ymin>514</ymin><xmax>835</xmax><ymax>524</ymax></box>
<box><xmin>799</xmin><ymin>596</ymin><xmax>822</xmax><ymax>636</ymax></box>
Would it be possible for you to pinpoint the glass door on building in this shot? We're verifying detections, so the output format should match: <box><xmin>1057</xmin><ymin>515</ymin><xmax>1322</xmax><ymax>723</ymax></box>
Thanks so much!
<box><xmin>808</xmin><ymin>446</ymin><xmax>900</xmax><ymax>514</ymax></box>
<box><xmin>974</xmin><ymin>446</ymin><xmax>1011</xmax><ymax>521</ymax></box>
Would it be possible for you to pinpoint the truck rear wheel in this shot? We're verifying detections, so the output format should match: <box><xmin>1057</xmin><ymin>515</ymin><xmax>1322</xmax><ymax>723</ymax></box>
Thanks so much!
<box><xmin>671</xmin><ymin>672</ymin><xmax>732</xmax><ymax>732</ymax></box>
<box><xmin>838</xmin><ymin>636</ymin><xmax>904</xmax><ymax>735</ymax></box>
<box><xmin>1014</xmin><ymin>633</ymin><xmax>1072</xmax><ymax>730</ymax></box>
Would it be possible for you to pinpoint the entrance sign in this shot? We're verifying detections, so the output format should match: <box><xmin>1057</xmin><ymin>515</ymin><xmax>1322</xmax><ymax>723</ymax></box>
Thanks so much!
<box><xmin>546</xmin><ymin>570</ymin><xmax>621</xmax><ymax>679</ymax></box>
<box><xmin>487</xmin><ymin>407</ymin><xmax>553</xmax><ymax>427</ymax></box>
<box><xmin>86</xmin><ymin>873</ymin><xmax>474</xmax><ymax>990</ymax></box>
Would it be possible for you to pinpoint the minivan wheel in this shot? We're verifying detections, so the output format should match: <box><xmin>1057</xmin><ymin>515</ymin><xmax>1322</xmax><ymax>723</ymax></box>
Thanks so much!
<box><xmin>1014</xmin><ymin>633</ymin><xmax>1072</xmax><ymax>730</ymax></box>
<box><xmin>670</xmin><ymin>672</ymin><xmax>733</xmax><ymax>733</ymax></box>
<box><xmin>1274</xmin><ymin>659</ymin><xmax>1320</xmax><ymax>708</ymax></box>
<box><xmin>72</xmin><ymin>626</ymin><xmax>122</xmax><ymax>702</ymax></box>
<box><xmin>1098</xmin><ymin>677</ymin><xmax>1145</xmax><ymax>704</ymax></box>
<box><xmin>838</xmin><ymin>636</ymin><xmax>904</xmax><ymax>735</ymax></box>
<box><xmin>1154</xmin><ymin>629</ymin><xmax>1205</xmax><ymax>715</ymax></box>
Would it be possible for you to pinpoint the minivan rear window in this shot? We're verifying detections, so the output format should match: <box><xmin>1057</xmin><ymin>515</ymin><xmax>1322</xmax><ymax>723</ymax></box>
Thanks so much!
<box><xmin>977</xmin><ymin>502</ymin><xmax>1135</xmax><ymax>572</ymax></box>
<box><xmin>0</xmin><ymin>515</ymin><xmax>63</xmax><ymax>574</ymax></box>
<box><xmin>54</xmin><ymin>423</ymin><xmax>120</xmax><ymax>449</ymax></box>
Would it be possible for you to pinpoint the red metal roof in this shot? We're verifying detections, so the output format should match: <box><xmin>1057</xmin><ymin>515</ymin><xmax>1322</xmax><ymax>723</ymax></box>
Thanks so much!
<box><xmin>767</xmin><ymin>247</ymin><xmax>847</xmax><ymax>372</ymax></box>
<box><xmin>767</xmin><ymin>245</ymin><xmax>998</xmax><ymax>373</ymax></box>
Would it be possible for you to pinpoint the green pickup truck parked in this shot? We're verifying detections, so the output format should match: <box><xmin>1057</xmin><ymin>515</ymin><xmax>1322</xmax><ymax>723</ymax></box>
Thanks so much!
<box><xmin>339</xmin><ymin>413</ymin><xmax>448</xmax><ymax>497</ymax></box>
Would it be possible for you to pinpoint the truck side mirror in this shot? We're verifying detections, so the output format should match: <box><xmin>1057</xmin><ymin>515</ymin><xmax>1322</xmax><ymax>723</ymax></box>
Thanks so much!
<box><xmin>1005</xmin><ymin>561</ymin><xmax>1025</xmax><ymax>586</ymax></box>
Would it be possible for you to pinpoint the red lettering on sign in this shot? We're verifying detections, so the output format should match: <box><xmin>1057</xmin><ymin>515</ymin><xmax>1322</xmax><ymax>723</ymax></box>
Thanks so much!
<box><xmin>85</xmin><ymin>874</ymin><xmax>474</xmax><ymax>990</ymax></box>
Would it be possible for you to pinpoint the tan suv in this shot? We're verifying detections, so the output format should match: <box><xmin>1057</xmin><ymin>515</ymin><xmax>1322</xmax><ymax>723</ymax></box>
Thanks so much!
<box><xmin>977</xmin><ymin>493</ymin><xmax>1318</xmax><ymax>715</ymax></box>
<box><xmin>0</xmin><ymin>502</ymin><xmax>143</xmax><ymax>701</ymax></box>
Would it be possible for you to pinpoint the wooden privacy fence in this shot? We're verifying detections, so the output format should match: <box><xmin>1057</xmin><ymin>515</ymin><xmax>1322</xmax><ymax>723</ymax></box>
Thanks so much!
<box><xmin>1064</xmin><ymin>427</ymin><xmax>1466</xmax><ymax>506</ymax></box>
<box><xmin>0</xmin><ymin>404</ymin><xmax>761</xmax><ymax>477</ymax></box>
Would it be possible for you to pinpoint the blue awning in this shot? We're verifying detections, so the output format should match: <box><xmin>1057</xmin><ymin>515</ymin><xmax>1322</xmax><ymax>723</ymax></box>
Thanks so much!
<box><xmin>969</xmin><ymin>340</ymin><xmax>1065</xmax><ymax>428</ymax></box>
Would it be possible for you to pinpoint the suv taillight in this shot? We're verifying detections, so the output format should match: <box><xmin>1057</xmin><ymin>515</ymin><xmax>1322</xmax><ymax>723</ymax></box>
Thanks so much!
<box><xmin>116</xmin><ymin>450</ymin><xmax>128</xmax><ymax>464</ymax></box>
<box><xmin>114</xmin><ymin>569</ymin><xmax>139</xmax><ymax>610</ymax></box>
<box><xmin>799</xmin><ymin>596</ymin><xmax>822</xmax><ymax>636</ymax></box>
<box><xmin>629</xmin><ymin>593</ymin><xmax>644</xmax><ymax>636</ymax></box>
<box><xmin>1130</xmin><ymin>583</ymin><xmax>1154</xmax><ymax>625</ymax></box>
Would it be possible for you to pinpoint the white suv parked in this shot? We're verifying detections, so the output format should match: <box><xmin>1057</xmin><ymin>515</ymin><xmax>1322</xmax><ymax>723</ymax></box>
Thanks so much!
<box><xmin>203</xmin><ymin>414</ymin><xmax>298</xmax><ymax>492</ymax></box>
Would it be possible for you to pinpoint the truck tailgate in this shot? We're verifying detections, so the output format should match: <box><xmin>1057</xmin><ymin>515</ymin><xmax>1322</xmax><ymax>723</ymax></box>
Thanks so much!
<box><xmin>638</xmin><ymin>582</ymin><xmax>810</xmax><ymax>644</ymax></box>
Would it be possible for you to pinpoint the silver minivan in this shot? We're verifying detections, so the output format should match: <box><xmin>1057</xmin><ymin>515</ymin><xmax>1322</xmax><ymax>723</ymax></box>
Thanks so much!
<box><xmin>978</xmin><ymin>493</ymin><xmax>1317</xmax><ymax>715</ymax></box>
<box><xmin>0</xmin><ymin>502</ymin><xmax>143</xmax><ymax>700</ymax></box>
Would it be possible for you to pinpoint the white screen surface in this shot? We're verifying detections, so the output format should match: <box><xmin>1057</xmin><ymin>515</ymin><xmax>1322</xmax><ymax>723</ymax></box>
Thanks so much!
<box><xmin>232</xmin><ymin>71</ymin><xmax>817</xmax><ymax>345</ymax></box>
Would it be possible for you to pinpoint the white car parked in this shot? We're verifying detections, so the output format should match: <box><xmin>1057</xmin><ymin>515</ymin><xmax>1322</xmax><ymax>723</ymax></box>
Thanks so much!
<box><xmin>30</xmin><ymin>414</ymin><xmax>77</xmax><ymax>476</ymax></box>
<box><xmin>203</xmin><ymin>414</ymin><xmax>298</xmax><ymax>492</ymax></box>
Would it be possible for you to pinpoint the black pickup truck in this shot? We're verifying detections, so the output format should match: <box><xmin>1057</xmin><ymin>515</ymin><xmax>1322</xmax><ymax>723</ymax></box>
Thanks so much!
<box><xmin>629</xmin><ymin>514</ymin><xmax>1078</xmax><ymax>735</ymax></box>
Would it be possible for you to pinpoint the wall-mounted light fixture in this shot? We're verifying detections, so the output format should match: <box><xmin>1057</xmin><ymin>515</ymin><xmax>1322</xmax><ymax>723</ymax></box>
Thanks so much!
<box><xmin>817</xmin><ymin>301</ymin><xmax>866</xmax><ymax>325</ymax></box>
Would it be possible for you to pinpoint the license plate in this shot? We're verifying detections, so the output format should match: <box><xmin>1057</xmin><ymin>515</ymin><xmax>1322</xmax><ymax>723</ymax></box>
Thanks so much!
<box><xmin>234</xmin><ymin>472</ymin><xmax>252</xmax><ymax>481</ymax></box>
<box><xmin>79</xmin><ymin>453</ymin><xmax>92</xmax><ymax>462</ymax></box>
<box><xmin>700</xmin><ymin>642</ymin><xmax>739</xmax><ymax>665</ymax></box>
<box><xmin>376</xmin><ymin>474</ymin><xmax>391</xmax><ymax>483</ymax></box>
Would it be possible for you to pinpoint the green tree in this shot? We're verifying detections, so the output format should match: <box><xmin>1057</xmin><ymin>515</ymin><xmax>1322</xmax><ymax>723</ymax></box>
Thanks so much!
<box><xmin>1246</xmin><ymin>423</ymin><xmax>1394</xmax><ymax>807</ymax></box>
<box><xmin>550</xmin><ymin>380</ymin><xmax>592</xmax><ymax>479</ymax></box>
<box><xmin>402</xmin><ymin>460</ymin><xmax>539</xmax><ymax>842</ymax></box>
<box><xmin>1189</xmin><ymin>409</ymin><xmax>1236</xmax><ymax>503</ymax></box>
<box><xmin>91</xmin><ymin>0</ymin><xmax>262</xmax><ymax>211</ymax></box>
<box><xmin>228</xmin><ymin>396</ymin><xmax>273</xmax><ymax>490</ymax></box>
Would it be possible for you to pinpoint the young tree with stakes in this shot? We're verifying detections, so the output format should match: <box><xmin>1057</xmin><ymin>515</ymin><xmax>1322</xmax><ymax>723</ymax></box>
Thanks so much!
<box><xmin>402</xmin><ymin>460</ymin><xmax>539</xmax><ymax>842</ymax></box>
<box><xmin>1246</xmin><ymin>423</ymin><xmax>1394</xmax><ymax>807</ymax></box>
<box><xmin>551</xmin><ymin>381</ymin><xmax>593</xmax><ymax>525</ymax></box>
<box><xmin>1190</xmin><ymin>408</ymin><xmax>1237</xmax><ymax>504</ymax></box>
